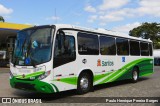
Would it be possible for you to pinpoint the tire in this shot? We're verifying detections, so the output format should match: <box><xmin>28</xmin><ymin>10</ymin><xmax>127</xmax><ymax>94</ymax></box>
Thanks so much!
<box><xmin>77</xmin><ymin>72</ymin><xmax>92</xmax><ymax>94</ymax></box>
<box><xmin>132</xmin><ymin>67</ymin><xmax>139</xmax><ymax>83</ymax></box>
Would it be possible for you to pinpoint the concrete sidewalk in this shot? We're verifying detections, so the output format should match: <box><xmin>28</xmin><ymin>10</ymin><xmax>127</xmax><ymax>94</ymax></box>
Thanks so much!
<box><xmin>0</xmin><ymin>67</ymin><xmax>10</xmax><ymax>73</ymax></box>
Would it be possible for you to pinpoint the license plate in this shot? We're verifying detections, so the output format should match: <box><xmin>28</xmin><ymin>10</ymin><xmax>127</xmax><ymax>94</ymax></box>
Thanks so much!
<box><xmin>19</xmin><ymin>69</ymin><xmax>31</xmax><ymax>74</ymax></box>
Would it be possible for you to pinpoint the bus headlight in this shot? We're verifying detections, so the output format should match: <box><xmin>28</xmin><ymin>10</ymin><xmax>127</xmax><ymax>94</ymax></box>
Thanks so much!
<box><xmin>38</xmin><ymin>70</ymin><xmax>51</xmax><ymax>80</ymax></box>
<box><xmin>34</xmin><ymin>66</ymin><xmax>46</xmax><ymax>72</ymax></box>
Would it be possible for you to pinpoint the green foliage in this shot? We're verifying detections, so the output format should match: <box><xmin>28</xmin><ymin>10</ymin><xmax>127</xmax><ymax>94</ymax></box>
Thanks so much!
<box><xmin>129</xmin><ymin>22</ymin><xmax>160</xmax><ymax>49</ymax></box>
<box><xmin>0</xmin><ymin>16</ymin><xmax>5</xmax><ymax>22</ymax></box>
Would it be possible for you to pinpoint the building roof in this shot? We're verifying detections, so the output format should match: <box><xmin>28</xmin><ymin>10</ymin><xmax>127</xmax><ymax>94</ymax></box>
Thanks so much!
<box><xmin>0</xmin><ymin>22</ymin><xmax>32</xmax><ymax>31</ymax></box>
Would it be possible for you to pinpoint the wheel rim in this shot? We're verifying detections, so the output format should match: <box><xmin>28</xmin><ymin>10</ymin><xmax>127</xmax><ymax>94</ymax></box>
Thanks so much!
<box><xmin>80</xmin><ymin>77</ymin><xmax>89</xmax><ymax>90</ymax></box>
<box><xmin>133</xmin><ymin>71</ymin><xmax>138</xmax><ymax>81</ymax></box>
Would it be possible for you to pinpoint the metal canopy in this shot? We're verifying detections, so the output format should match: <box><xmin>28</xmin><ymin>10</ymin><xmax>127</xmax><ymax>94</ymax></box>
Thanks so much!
<box><xmin>0</xmin><ymin>29</ymin><xmax>18</xmax><ymax>43</ymax></box>
<box><xmin>0</xmin><ymin>22</ymin><xmax>32</xmax><ymax>43</ymax></box>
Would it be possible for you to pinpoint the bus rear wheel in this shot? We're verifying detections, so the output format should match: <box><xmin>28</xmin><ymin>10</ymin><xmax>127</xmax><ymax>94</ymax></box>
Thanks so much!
<box><xmin>132</xmin><ymin>67</ymin><xmax>139</xmax><ymax>83</ymax></box>
<box><xmin>77</xmin><ymin>72</ymin><xmax>92</xmax><ymax>94</ymax></box>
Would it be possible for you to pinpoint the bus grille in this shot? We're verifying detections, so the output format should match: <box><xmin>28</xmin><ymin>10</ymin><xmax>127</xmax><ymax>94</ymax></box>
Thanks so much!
<box><xmin>15</xmin><ymin>78</ymin><xmax>35</xmax><ymax>81</ymax></box>
<box><xmin>15</xmin><ymin>82</ymin><xmax>35</xmax><ymax>90</ymax></box>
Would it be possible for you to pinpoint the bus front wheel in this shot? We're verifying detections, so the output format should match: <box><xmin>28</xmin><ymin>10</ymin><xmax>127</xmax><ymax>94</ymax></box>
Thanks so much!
<box><xmin>77</xmin><ymin>72</ymin><xmax>92</xmax><ymax>94</ymax></box>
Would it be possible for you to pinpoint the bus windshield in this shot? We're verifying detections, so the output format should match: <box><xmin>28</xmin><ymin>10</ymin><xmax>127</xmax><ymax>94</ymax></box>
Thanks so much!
<box><xmin>12</xmin><ymin>27</ymin><xmax>53</xmax><ymax>66</ymax></box>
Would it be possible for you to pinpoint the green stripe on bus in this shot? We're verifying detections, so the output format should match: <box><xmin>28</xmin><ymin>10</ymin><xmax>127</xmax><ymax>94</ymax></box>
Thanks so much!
<box><xmin>53</xmin><ymin>77</ymin><xmax>78</xmax><ymax>85</ymax></box>
<box><xmin>140</xmin><ymin>73</ymin><xmax>153</xmax><ymax>77</ymax></box>
<box><xmin>94</xmin><ymin>72</ymin><xmax>111</xmax><ymax>82</ymax></box>
<box><xmin>98</xmin><ymin>58</ymin><xmax>153</xmax><ymax>84</ymax></box>
<box><xmin>51</xmin><ymin>58</ymin><xmax>153</xmax><ymax>86</ymax></box>
<box><xmin>15</xmin><ymin>71</ymin><xmax>45</xmax><ymax>79</ymax></box>
<box><xmin>51</xmin><ymin>84</ymin><xmax>59</xmax><ymax>92</ymax></box>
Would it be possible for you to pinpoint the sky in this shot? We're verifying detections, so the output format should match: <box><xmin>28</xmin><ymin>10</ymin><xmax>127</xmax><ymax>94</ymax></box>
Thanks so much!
<box><xmin>0</xmin><ymin>0</ymin><xmax>160</xmax><ymax>34</ymax></box>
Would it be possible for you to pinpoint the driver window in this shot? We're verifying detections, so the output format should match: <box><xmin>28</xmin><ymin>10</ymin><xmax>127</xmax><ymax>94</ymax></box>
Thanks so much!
<box><xmin>54</xmin><ymin>33</ymin><xmax>76</xmax><ymax>68</ymax></box>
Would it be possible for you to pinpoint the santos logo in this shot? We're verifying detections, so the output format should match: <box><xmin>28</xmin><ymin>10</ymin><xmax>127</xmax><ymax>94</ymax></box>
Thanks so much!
<box><xmin>102</xmin><ymin>60</ymin><xmax>114</xmax><ymax>66</ymax></box>
<box><xmin>97</xmin><ymin>59</ymin><xmax>114</xmax><ymax>66</ymax></box>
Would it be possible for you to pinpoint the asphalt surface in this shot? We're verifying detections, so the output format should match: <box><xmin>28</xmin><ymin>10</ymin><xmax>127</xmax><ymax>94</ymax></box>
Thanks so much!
<box><xmin>0</xmin><ymin>66</ymin><xmax>160</xmax><ymax>106</ymax></box>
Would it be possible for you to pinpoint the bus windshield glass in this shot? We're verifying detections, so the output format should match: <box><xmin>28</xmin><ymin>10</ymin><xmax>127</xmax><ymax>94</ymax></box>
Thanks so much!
<box><xmin>12</xmin><ymin>27</ymin><xmax>53</xmax><ymax>66</ymax></box>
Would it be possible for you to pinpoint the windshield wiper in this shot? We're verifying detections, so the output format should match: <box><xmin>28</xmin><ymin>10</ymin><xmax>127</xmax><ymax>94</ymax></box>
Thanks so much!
<box><xmin>26</xmin><ymin>39</ymin><xmax>37</xmax><ymax>68</ymax></box>
<box><xmin>31</xmin><ymin>58</ymin><xmax>36</xmax><ymax>68</ymax></box>
<box><xmin>13</xmin><ymin>56</ymin><xmax>18</xmax><ymax>67</ymax></box>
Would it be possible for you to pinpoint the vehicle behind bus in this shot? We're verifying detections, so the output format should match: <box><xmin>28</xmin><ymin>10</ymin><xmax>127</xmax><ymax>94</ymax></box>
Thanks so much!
<box><xmin>153</xmin><ymin>49</ymin><xmax>160</xmax><ymax>66</ymax></box>
<box><xmin>0</xmin><ymin>51</ymin><xmax>8</xmax><ymax>67</ymax></box>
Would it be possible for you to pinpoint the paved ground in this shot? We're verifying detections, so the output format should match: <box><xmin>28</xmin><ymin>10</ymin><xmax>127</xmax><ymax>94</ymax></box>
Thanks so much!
<box><xmin>0</xmin><ymin>66</ymin><xmax>160</xmax><ymax>106</ymax></box>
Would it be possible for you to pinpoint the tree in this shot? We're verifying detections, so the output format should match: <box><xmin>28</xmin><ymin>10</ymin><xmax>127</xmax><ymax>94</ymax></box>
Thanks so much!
<box><xmin>0</xmin><ymin>16</ymin><xmax>5</xmax><ymax>22</ymax></box>
<box><xmin>129</xmin><ymin>22</ymin><xmax>160</xmax><ymax>49</ymax></box>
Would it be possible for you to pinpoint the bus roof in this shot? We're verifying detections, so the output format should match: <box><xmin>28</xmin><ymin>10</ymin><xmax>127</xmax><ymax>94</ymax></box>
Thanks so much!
<box><xmin>34</xmin><ymin>24</ymin><xmax>153</xmax><ymax>43</ymax></box>
<box><xmin>55</xmin><ymin>24</ymin><xmax>152</xmax><ymax>42</ymax></box>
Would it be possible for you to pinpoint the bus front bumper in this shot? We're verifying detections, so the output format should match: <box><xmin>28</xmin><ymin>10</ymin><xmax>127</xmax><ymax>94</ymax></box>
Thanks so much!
<box><xmin>10</xmin><ymin>77</ymin><xmax>55</xmax><ymax>93</ymax></box>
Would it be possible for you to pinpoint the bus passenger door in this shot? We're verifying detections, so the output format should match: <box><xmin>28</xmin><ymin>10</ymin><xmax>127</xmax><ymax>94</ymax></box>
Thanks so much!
<box><xmin>53</xmin><ymin>30</ymin><xmax>77</xmax><ymax>91</ymax></box>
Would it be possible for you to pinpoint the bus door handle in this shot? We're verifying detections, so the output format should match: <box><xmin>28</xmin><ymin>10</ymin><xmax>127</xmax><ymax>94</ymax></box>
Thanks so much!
<box><xmin>56</xmin><ymin>74</ymin><xmax>62</xmax><ymax>77</ymax></box>
<box><xmin>69</xmin><ymin>73</ymin><xmax>74</xmax><ymax>76</ymax></box>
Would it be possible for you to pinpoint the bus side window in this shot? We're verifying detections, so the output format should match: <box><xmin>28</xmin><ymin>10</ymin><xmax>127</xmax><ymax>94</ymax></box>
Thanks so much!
<box><xmin>77</xmin><ymin>32</ymin><xmax>99</xmax><ymax>55</ymax></box>
<box><xmin>130</xmin><ymin>40</ymin><xmax>140</xmax><ymax>56</ymax></box>
<box><xmin>53</xmin><ymin>34</ymin><xmax>76</xmax><ymax>68</ymax></box>
<box><xmin>100</xmin><ymin>36</ymin><xmax>116</xmax><ymax>55</ymax></box>
<box><xmin>140</xmin><ymin>42</ymin><xmax>149</xmax><ymax>56</ymax></box>
<box><xmin>116</xmin><ymin>38</ymin><xmax>129</xmax><ymax>55</ymax></box>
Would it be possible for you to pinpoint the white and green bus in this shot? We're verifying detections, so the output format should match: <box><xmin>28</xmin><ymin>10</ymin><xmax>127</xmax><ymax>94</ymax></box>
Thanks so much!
<box><xmin>10</xmin><ymin>24</ymin><xmax>154</xmax><ymax>94</ymax></box>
